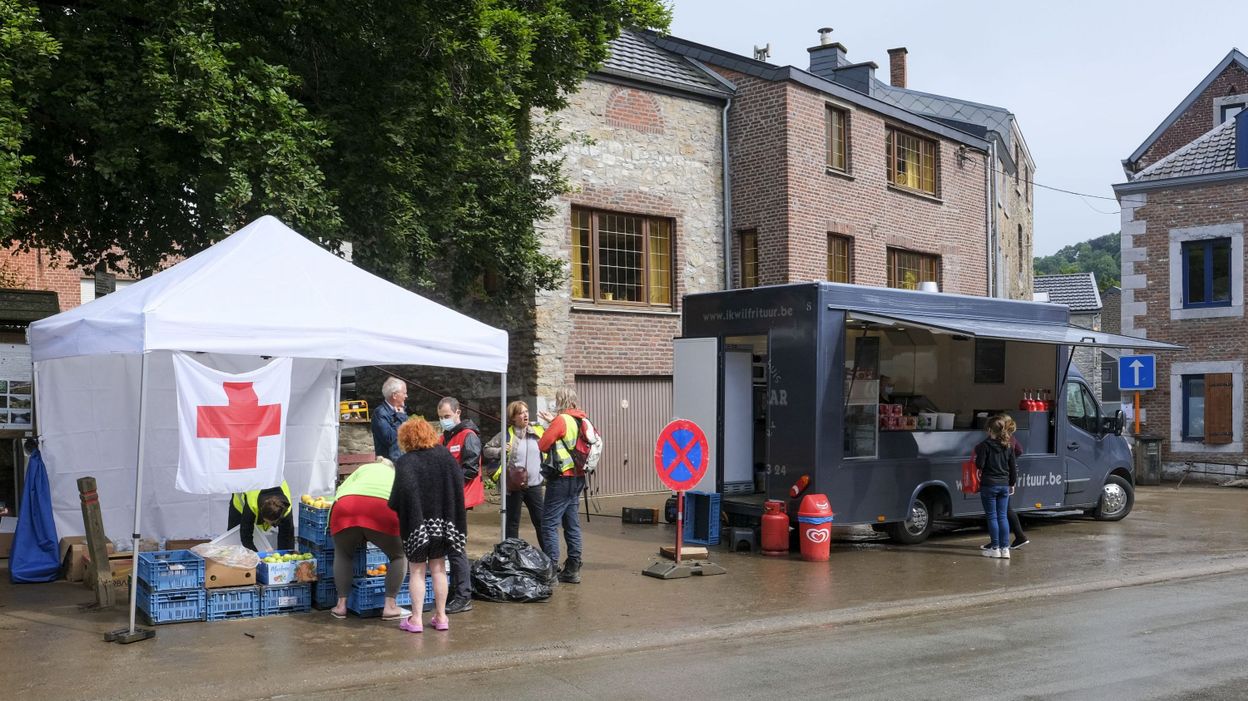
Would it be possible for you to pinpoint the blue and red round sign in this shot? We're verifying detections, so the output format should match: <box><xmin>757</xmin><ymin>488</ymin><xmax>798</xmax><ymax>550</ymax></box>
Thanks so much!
<box><xmin>653</xmin><ymin>419</ymin><xmax>709</xmax><ymax>492</ymax></box>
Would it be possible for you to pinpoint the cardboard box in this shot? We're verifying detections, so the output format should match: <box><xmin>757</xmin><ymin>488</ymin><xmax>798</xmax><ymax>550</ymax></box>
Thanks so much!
<box><xmin>60</xmin><ymin>537</ymin><xmax>115</xmax><ymax>582</ymax></box>
<box><xmin>0</xmin><ymin>531</ymin><xmax>13</xmax><ymax>559</ymax></box>
<box><xmin>204</xmin><ymin>558</ymin><xmax>256</xmax><ymax>588</ymax></box>
<box><xmin>165</xmin><ymin>538</ymin><xmax>210</xmax><ymax>552</ymax></box>
<box><xmin>257</xmin><ymin>550</ymin><xmax>317</xmax><ymax>585</ymax></box>
<box><xmin>84</xmin><ymin>551</ymin><xmax>136</xmax><ymax>601</ymax></box>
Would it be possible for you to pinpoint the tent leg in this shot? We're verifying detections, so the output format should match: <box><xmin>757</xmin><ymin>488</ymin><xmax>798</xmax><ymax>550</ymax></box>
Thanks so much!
<box><xmin>108</xmin><ymin>351</ymin><xmax>154</xmax><ymax>644</ymax></box>
<box><xmin>499</xmin><ymin>372</ymin><xmax>507</xmax><ymax>544</ymax></box>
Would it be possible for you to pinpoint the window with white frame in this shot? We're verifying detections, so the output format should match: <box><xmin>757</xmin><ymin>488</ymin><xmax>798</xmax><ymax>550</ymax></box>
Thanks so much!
<box><xmin>1170</xmin><ymin>361</ymin><xmax>1242</xmax><ymax>452</ymax></box>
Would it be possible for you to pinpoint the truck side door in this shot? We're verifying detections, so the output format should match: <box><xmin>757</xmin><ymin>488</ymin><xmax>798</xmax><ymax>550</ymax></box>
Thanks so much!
<box><xmin>1062</xmin><ymin>380</ymin><xmax>1102</xmax><ymax>505</ymax></box>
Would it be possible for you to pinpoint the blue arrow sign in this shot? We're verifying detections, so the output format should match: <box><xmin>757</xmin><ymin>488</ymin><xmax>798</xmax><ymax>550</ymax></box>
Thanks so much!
<box><xmin>1118</xmin><ymin>354</ymin><xmax>1155</xmax><ymax>391</ymax></box>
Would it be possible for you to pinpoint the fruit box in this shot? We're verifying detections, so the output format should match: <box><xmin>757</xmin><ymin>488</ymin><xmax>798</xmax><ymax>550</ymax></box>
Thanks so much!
<box><xmin>256</xmin><ymin>550</ymin><xmax>318</xmax><ymax>585</ymax></box>
<box><xmin>204</xmin><ymin>557</ymin><xmax>256</xmax><ymax>589</ymax></box>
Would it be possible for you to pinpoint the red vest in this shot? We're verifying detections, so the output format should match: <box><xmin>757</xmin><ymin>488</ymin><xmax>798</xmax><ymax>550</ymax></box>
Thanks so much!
<box><xmin>443</xmin><ymin>428</ymin><xmax>484</xmax><ymax>509</ymax></box>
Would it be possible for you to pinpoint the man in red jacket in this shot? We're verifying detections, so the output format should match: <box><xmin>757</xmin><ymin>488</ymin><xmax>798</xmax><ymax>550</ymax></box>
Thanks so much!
<box><xmin>438</xmin><ymin>396</ymin><xmax>481</xmax><ymax>613</ymax></box>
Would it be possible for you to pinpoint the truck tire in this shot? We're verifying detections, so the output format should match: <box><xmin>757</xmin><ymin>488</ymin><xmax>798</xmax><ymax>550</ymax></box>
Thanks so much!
<box><xmin>1092</xmin><ymin>475</ymin><xmax>1133</xmax><ymax>521</ymax></box>
<box><xmin>886</xmin><ymin>497</ymin><xmax>934</xmax><ymax>544</ymax></box>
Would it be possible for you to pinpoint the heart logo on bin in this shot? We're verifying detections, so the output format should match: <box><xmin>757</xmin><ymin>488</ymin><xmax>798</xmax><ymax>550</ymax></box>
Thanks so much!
<box><xmin>805</xmin><ymin>528</ymin><xmax>830</xmax><ymax>544</ymax></box>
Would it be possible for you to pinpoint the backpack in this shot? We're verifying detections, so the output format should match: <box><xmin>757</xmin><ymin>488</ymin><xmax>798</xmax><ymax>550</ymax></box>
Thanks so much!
<box><xmin>561</xmin><ymin>415</ymin><xmax>603</xmax><ymax>475</ymax></box>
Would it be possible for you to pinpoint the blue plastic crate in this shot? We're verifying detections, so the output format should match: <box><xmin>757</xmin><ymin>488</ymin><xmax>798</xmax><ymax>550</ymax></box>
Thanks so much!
<box><xmin>313</xmin><ymin>580</ymin><xmax>337</xmax><ymax>609</ymax></box>
<box><xmin>347</xmin><ymin>575</ymin><xmax>419</xmax><ymax>617</ymax></box>
<box><xmin>260</xmin><ymin>583</ymin><xmax>312</xmax><ymax>616</ymax></box>
<box><xmin>206</xmin><ymin>585</ymin><xmax>260</xmax><ymax>621</ymax></box>
<box><xmin>138</xmin><ymin>586</ymin><xmax>205</xmax><ymax>625</ymax></box>
<box><xmin>298</xmin><ymin>504</ymin><xmax>333</xmax><ymax>548</ymax></box>
<box><xmin>300</xmin><ymin>541</ymin><xmax>392</xmax><ymax>580</ymax></box>
<box><xmin>136</xmin><ymin>550</ymin><xmax>205</xmax><ymax>592</ymax></box>
<box><xmin>683</xmin><ymin>490</ymin><xmax>722</xmax><ymax>546</ymax></box>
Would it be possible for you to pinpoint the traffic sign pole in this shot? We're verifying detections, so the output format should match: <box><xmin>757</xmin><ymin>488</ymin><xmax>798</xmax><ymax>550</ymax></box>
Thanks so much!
<box><xmin>1134</xmin><ymin>391</ymin><xmax>1140</xmax><ymax>435</ymax></box>
<box><xmin>644</xmin><ymin>419</ymin><xmax>724</xmax><ymax>579</ymax></box>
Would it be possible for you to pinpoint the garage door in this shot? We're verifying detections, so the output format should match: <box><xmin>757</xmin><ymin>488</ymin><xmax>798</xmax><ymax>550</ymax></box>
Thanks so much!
<box><xmin>575</xmin><ymin>376</ymin><xmax>671</xmax><ymax>496</ymax></box>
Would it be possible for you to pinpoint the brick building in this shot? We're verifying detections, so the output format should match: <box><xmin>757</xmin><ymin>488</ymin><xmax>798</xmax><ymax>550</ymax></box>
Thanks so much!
<box><xmin>652</xmin><ymin>28</ymin><xmax>1031</xmax><ymax>298</ymax></box>
<box><xmin>1114</xmin><ymin>49</ymin><xmax>1248</xmax><ymax>478</ymax></box>
<box><xmin>1033</xmin><ymin>273</ymin><xmax>1104</xmax><ymax>401</ymax></box>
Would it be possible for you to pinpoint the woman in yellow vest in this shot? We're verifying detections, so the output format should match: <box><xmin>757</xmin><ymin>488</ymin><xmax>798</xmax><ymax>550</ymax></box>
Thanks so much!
<box><xmin>228</xmin><ymin>482</ymin><xmax>294</xmax><ymax>552</ymax></box>
<box><xmin>328</xmin><ymin>458</ymin><xmax>409</xmax><ymax>621</ymax></box>
<box><xmin>483</xmin><ymin>400</ymin><xmax>550</xmax><ymax>547</ymax></box>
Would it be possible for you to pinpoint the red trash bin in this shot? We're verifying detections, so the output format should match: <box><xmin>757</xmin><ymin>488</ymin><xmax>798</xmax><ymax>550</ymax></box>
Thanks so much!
<box><xmin>797</xmin><ymin>494</ymin><xmax>834</xmax><ymax>562</ymax></box>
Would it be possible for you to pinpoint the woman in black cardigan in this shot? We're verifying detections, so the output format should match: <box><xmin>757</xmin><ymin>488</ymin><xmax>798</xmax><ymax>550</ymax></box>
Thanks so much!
<box><xmin>388</xmin><ymin>417</ymin><xmax>467</xmax><ymax>633</ymax></box>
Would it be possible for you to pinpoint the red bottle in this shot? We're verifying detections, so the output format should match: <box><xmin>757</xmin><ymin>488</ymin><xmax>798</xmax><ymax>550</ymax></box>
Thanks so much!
<box><xmin>761</xmin><ymin>500</ymin><xmax>790</xmax><ymax>556</ymax></box>
<box><xmin>789</xmin><ymin>474</ymin><xmax>811</xmax><ymax>498</ymax></box>
<box><xmin>1018</xmin><ymin>389</ymin><xmax>1032</xmax><ymax>411</ymax></box>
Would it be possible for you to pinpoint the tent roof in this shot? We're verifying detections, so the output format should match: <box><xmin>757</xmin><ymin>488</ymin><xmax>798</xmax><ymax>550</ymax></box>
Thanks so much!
<box><xmin>28</xmin><ymin>216</ymin><xmax>508</xmax><ymax>372</ymax></box>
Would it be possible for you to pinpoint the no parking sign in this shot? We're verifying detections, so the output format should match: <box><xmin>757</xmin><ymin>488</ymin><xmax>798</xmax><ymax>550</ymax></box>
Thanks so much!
<box><xmin>653</xmin><ymin>419</ymin><xmax>708</xmax><ymax>491</ymax></box>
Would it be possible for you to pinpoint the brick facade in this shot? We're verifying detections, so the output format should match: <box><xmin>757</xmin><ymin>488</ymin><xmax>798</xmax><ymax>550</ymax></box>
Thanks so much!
<box><xmin>1</xmin><ymin>246</ymin><xmax>87</xmax><ymax>311</ymax></box>
<box><xmin>712</xmin><ymin>67</ymin><xmax>990</xmax><ymax>294</ymax></box>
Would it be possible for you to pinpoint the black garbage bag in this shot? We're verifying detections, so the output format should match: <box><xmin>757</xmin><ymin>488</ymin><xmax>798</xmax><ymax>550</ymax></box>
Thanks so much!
<box><xmin>470</xmin><ymin>537</ymin><xmax>557</xmax><ymax>602</ymax></box>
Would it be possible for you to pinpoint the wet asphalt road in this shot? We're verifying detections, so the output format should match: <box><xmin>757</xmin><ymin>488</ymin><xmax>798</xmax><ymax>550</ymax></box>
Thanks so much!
<box><xmin>302</xmin><ymin>570</ymin><xmax>1248</xmax><ymax>701</ymax></box>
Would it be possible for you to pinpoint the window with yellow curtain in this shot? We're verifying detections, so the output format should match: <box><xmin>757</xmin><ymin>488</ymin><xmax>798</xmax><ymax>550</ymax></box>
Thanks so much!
<box><xmin>569</xmin><ymin>206</ymin><xmax>674</xmax><ymax>306</ymax></box>
<box><xmin>886</xmin><ymin>248</ymin><xmax>940</xmax><ymax>289</ymax></box>
<box><xmin>827</xmin><ymin>234</ymin><xmax>851</xmax><ymax>283</ymax></box>
<box><xmin>740</xmin><ymin>230</ymin><xmax>758</xmax><ymax>287</ymax></box>
<box><xmin>885</xmin><ymin>127</ymin><xmax>937</xmax><ymax>195</ymax></box>
<box><xmin>826</xmin><ymin>106</ymin><xmax>848</xmax><ymax>172</ymax></box>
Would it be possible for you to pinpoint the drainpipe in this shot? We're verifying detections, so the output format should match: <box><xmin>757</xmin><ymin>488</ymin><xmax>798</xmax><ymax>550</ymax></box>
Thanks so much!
<box><xmin>721</xmin><ymin>97</ymin><xmax>733</xmax><ymax>289</ymax></box>
<box><xmin>984</xmin><ymin>140</ymin><xmax>997</xmax><ymax>297</ymax></box>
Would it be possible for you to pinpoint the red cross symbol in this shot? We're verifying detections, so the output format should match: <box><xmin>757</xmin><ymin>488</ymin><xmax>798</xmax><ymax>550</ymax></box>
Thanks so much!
<box><xmin>197</xmin><ymin>382</ymin><xmax>282</xmax><ymax>470</ymax></box>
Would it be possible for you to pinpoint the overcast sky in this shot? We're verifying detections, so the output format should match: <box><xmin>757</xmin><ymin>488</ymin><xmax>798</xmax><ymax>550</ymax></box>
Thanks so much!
<box><xmin>668</xmin><ymin>0</ymin><xmax>1248</xmax><ymax>256</ymax></box>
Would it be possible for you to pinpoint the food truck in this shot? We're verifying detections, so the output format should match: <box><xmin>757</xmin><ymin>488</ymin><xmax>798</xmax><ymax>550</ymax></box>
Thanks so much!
<box><xmin>674</xmin><ymin>282</ymin><xmax>1180</xmax><ymax>543</ymax></box>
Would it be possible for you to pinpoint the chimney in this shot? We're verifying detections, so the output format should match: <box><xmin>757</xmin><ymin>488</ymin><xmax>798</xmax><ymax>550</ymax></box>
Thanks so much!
<box><xmin>887</xmin><ymin>47</ymin><xmax>908</xmax><ymax>88</ymax></box>
<box><xmin>1237</xmin><ymin>110</ymin><xmax>1248</xmax><ymax>169</ymax></box>
<box><xmin>808</xmin><ymin>26</ymin><xmax>848</xmax><ymax>79</ymax></box>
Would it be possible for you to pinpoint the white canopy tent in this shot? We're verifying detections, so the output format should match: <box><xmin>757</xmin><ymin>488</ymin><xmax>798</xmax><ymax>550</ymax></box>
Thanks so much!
<box><xmin>28</xmin><ymin>215</ymin><xmax>510</xmax><ymax>637</ymax></box>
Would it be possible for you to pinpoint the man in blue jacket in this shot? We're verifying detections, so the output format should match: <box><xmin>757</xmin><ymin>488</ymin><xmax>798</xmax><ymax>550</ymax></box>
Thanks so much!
<box><xmin>372</xmin><ymin>377</ymin><xmax>408</xmax><ymax>462</ymax></box>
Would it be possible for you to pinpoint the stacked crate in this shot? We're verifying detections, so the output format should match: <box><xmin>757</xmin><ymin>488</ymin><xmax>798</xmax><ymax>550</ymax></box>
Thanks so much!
<box><xmin>205</xmin><ymin>585</ymin><xmax>260</xmax><ymax>621</ymax></box>
<box><xmin>299</xmin><ymin>501</ymin><xmax>439</xmax><ymax>615</ymax></box>
<box><xmin>136</xmin><ymin>550</ymin><xmax>206</xmax><ymax>625</ymax></box>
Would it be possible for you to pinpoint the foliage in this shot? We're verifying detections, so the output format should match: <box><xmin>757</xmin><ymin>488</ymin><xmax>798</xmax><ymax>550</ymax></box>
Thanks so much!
<box><xmin>0</xmin><ymin>0</ymin><xmax>57</xmax><ymax>235</ymax></box>
<box><xmin>3</xmin><ymin>0</ymin><xmax>670</xmax><ymax>304</ymax></box>
<box><xmin>1033</xmin><ymin>232</ymin><xmax>1121</xmax><ymax>291</ymax></box>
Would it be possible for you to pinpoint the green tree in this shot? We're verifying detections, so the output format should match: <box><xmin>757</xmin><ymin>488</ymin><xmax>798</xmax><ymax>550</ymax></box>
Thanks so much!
<box><xmin>5</xmin><ymin>0</ymin><xmax>670</xmax><ymax>303</ymax></box>
<box><xmin>1034</xmin><ymin>232</ymin><xmax>1121</xmax><ymax>291</ymax></box>
<box><xmin>0</xmin><ymin>0</ymin><xmax>58</xmax><ymax>235</ymax></box>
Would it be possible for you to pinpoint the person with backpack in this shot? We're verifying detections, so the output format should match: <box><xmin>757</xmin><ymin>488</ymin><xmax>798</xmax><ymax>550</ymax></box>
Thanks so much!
<box><xmin>975</xmin><ymin>414</ymin><xmax>1018</xmax><ymax>560</ymax></box>
<box><xmin>437</xmin><ymin>396</ymin><xmax>482</xmax><ymax>614</ymax></box>
<box><xmin>537</xmin><ymin>388</ymin><xmax>600</xmax><ymax>584</ymax></box>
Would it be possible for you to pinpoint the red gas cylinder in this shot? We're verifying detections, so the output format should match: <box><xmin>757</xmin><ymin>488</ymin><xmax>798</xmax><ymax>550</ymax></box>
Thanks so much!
<box><xmin>760</xmin><ymin>500</ymin><xmax>789</xmax><ymax>556</ymax></box>
<box><xmin>797</xmin><ymin>493</ymin><xmax>835</xmax><ymax>562</ymax></box>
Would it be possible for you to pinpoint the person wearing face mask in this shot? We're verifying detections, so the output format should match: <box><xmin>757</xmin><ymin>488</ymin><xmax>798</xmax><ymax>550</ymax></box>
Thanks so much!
<box><xmin>879</xmin><ymin>375</ymin><xmax>896</xmax><ymax>404</ymax></box>
<box><xmin>436</xmin><ymin>396</ymin><xmax>481</xmax><ymax>614</ymax></box>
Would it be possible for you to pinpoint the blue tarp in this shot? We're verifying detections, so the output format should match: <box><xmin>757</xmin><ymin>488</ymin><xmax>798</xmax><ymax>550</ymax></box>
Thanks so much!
<box><xmin>10</xmin><ymin>450</ymin><xmax>60</xmax><ymax>583</ymax></box>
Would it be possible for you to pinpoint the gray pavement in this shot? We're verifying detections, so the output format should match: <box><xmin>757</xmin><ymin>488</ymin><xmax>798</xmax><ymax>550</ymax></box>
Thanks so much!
<box><xmin>1</xmin><ymin>485</ymin><xmax>1246</xmax><ymax>701</ymax></box>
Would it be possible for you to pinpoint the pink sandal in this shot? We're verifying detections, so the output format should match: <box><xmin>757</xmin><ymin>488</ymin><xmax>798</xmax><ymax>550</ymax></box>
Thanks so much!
<box><xmin>398</xmin><ymin>617</ymin><xmax>423</xmax><ymax>633</ymax></box>
<box><xmin>431</xmin><ymin>616</ymin><xmax>449</xmax><ymax>631</ymax></box>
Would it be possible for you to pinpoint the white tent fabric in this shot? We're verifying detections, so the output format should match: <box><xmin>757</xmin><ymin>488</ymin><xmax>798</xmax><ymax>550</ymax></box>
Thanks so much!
<box><xmin>29</xmin><ymin>216</ymin><xmax>509</xmax><ymax>543</ymax></box>
<box><xmin>29</xmin><ymin>215</ymin><xmax>508</xmax><ymax>372</ymax></box>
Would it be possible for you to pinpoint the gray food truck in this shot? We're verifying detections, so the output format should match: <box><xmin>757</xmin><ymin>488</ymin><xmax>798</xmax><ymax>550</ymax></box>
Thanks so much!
<box><xmin>674</xmin><ymin>282</ymin><xmax>1180</xmax><ymax>543</ymax></box>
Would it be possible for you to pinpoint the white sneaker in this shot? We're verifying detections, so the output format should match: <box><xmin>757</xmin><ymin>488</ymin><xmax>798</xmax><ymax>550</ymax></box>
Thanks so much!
<box><xmin>982</xmin><ymin>547</ymin><xmax>999</xmax><ymax>558</ymax></box>
<box><xmin>998</xmin><ymin>547</ymin><xmax>1011</xmax><ymax>559</ymax></box>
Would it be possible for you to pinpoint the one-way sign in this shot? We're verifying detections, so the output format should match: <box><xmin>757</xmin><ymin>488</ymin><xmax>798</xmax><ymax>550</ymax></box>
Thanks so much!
<box><xmin>1118</xmin><ymin>355</ymin><xmax>1156</xmax><ymax>391</ymax></box>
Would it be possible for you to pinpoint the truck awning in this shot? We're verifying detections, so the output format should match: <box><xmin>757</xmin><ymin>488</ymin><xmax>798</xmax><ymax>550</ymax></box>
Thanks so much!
<box><xmin>843</xmin><ymin>310</ymin><xmax>1183</xmax><ymax>351</ymax></box>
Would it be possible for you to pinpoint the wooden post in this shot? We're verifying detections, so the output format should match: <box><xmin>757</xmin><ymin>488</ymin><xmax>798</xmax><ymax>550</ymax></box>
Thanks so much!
<box><xmin>77</xmin><ymin>476</ymin><xmax>116</xmax><ymax>607</ymax></box>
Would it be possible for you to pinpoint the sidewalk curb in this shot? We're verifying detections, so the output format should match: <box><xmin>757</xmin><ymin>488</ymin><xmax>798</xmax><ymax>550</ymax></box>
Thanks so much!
<box><xmin>288</xmin><ymin>556</ymin><xmax>1248</xmax><ymax>697</ymax></box>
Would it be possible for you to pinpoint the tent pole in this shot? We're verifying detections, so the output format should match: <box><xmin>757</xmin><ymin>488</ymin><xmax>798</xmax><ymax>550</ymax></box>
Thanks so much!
<box><xmin>110</xmin><ymin>350</ymin><xmax>155</xmax><ymax>643</ymax></box>
<box><xmin>333</xmin><ymin>359</ymin><xmax>343</xmax><ymax>492</ymax></box>
<box><xmin>499</xmin><ymin>372</ymin><xmax>507</xmax><ymax>543</ymax></box>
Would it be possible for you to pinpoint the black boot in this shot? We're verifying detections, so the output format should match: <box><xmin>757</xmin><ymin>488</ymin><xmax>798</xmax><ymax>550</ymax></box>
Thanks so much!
<box><xmin>557</xmin><ymin>557</ymin><xmax>582</xmax><ymax>584</ymax></box>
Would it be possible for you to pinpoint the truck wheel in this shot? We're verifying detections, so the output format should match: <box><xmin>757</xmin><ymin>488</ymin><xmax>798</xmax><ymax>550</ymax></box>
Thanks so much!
<box><xmin>1092</xmin><ymin>475</ymin><xmax>1134</xmax><ymax>521</ymax></box>
<box><xmin>886</xmin><ymin>497</ymin><xmax>934</xmax><ymax>544</ymax></box>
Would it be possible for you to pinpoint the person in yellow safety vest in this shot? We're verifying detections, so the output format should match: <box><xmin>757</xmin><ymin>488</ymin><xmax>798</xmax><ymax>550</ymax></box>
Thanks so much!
<box><xmin>228</xmin><ymin>481</ymin><xmax>295</xmax><ymax>552</ymax></box>
<box><xmin>536</xmin><ymin>389</ymin><xmax>592</xmax><ymax>584</ymax></box>
<box><xmin>483</xmin><ymin>400</ymin><xmax>551</xmax><ymax>546</ymax></box>
<box><xmin>328</xmin><ymin>458</ymin><xmax>409</xmax><ymax>621</ymax></box>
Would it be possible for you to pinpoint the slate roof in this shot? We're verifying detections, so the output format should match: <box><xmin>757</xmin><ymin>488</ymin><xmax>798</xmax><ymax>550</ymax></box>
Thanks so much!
<box><xmin>596</xmin><ymin>30</ymin><xmax>733</xmax><ymax>99</ymax></box>
<box><xmin>1034</xmin><ymin>273</ymin><xmax>1103</xmax><ymax>312</ymax></box>
<box><xmin>872</xmin><ymin>81</ymin><xmax>1016</xmax><ymax>150</ymax></box>
<box><xmin>1131</xmin><ymin>117</ymin><xmax>1238</xmax><ymax>182</ymax></box>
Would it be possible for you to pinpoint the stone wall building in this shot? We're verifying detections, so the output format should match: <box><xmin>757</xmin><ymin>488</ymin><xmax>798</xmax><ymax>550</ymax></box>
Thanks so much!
<box><xmin>1115</xmin><ymin>49</ymin><xmax>1248</xmax><ymax>479</ymax></box>
<box><xmin>1034</xmin><ymin>273</ymin><xmax>1104</xmax><ymax>400</ymax></box>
